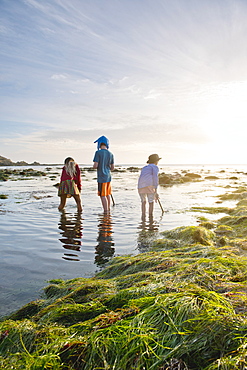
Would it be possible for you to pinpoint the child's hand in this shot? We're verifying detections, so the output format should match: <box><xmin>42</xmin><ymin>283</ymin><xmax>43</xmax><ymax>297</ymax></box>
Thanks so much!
<box><xmin>155</xmin><ymin>193</ymin><xmax>159</xmax><ymax>201</ymax></box>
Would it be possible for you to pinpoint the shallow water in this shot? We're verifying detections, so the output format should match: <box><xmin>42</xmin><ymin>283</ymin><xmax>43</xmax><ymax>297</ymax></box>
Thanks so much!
<box><xmin>0</xmin><ymin>164</ymin><xmax>246</xmax><ymax>317</ymax></box>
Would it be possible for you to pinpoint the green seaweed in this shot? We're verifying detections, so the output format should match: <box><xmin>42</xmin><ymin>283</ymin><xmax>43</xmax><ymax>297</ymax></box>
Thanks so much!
<box><xmin>0</xmin><ymin>168</ymin><xmax>47</xmax><ymax>182</ymax></box>
<box><xmin>0</xmin><ymin>171</ymin><xmax>10</xmax><ymax>181</ymax></box>
<box><xmin>2</xmin><ymin>186</ymin><xmax>247</xmax><ymax>368</ymax></box>
<box><xmin>199</xmin><ymin>220</ymin><xmax>216</xmax><ymax>229</ymax></box>
<box><xmin>191</xmin><ymin>206</ymin><xmax>232</xmax><ymax>214</ymax></box>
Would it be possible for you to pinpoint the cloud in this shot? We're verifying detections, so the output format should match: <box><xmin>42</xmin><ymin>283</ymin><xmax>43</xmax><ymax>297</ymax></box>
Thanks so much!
<box><xmin>51</xmin><ymin>74</ymin><xmax>68</xmax><ymax>80</ymax></box>
<box><xmin>2</xmin><ymin>0</ymin><xmax>247</xmax><ymax>164</ymax></box>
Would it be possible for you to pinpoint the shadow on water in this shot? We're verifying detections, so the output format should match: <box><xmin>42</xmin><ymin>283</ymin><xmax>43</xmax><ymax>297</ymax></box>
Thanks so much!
<box><xmin>137</xmin><ymin>215</ymin><xmax>160</xmax><ymax>252</ymax></box>
<box><xmin>58</xmin><ymin>211</ymin><xmax>83</xmax><ymax>261</ymax></box>
<box><xmin>95</xmin><ymin>213</ymin><xmax>115</xmax><ymax>267</ymax></box>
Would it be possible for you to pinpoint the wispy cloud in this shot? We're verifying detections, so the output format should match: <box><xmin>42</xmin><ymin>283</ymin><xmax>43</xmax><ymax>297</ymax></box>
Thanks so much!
<box><xmin>1</xmin><ymin>0</ymin><xmax>247</xmax><ymax>163</ymax></box>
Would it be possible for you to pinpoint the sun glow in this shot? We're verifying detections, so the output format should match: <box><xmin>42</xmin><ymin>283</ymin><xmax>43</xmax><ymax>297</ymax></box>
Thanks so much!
<box><xmin>194</xmin><ymin>81</ymin><xmax>247</xmax><ymax>163</ymax></box>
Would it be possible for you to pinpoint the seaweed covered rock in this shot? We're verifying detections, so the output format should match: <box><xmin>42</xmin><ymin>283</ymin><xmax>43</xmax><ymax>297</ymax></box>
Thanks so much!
<box><xmin>1</xmin><ymin>243</ymin><xmax>247</xmax><ymax>369</ymax></box>
<box><xmin>0</xmin><ymin>170</ymin><xmax>10</xmax><ymax>181</ymax></box>
<box><xmin>154</xmin><ymin>225</ymin><xmax>216</xmax><ymax>248</ymax></box>
<box><xmin>215</xmin><ymin>225</ymin><xmax>234</xmax><ymax>236</ymax></box>
<box><xmin>218</xmin><ymin>186</ymin><xmax>247</xmax><ymax>201</ymax></box>
<box><xmin>183</xmin><ymin>172</ymin><xmax>202</xmax><ymax>180</ymax></box>
<box><xmin>159</xmin><ymin>172</ymin><xmax>202</xmax><ymax>186</ymax></box>
<box><xmin>0</xmin><ymin>168</ymin><xmax>46</xmax><ymax>181</ymax></box>
<box><xmin>205</xmin><ymin>175</ymin><xmax>220</xmax><ymax>180</ymax></box>
<box><xmin>2</xmin><ymin>187</ymin><xmax>247</xmax><ymax>369</ymax></box>
<box><xmin>159</xmin><ymin>172</ymin><xmax>183</xmax><ymax>185</ymax></box>
<box><xmin>127</xmin><ymin>166</ymin><xmax>139</xmax><ymax>172</ymax></box>
<box><xmin>199</xmin><ymin>220</ymin><xmax>216</xmax><ymax>229</ymax></box>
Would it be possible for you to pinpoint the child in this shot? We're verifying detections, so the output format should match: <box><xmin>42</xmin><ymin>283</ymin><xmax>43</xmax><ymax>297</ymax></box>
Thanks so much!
<box><xmin>138</xmin><ymin>154</ymin><xmax>161</xmax><ymax>218</ymax></box>
<box><xmin>58</xmin><ymin>157</ymin><xmax>82</xmax><ymax>212</ymax></box>
<box><xmin>93</xmin><ymin>136</ymin><xmax>115</xmax><ymax>212</ymax></box>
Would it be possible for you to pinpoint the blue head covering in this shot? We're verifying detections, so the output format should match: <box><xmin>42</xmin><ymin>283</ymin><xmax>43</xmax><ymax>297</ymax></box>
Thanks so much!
<box><xmin>94</xmin><ymin>135</ymin><xmax>109</xmax><ymax>150</ymax></box>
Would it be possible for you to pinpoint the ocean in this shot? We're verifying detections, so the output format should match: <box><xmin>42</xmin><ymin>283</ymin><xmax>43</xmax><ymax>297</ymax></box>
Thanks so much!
<box><xmin>0</xmin><ymin>164</ymin><xmax>246</xmax><ymax>317</ymax></box>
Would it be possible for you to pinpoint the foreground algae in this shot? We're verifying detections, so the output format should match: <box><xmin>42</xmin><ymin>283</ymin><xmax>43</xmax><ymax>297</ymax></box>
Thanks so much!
<box><xmin>2</xmin><ymin>188</ymin><xmax>247</xmax><ymax>368</ymax></box>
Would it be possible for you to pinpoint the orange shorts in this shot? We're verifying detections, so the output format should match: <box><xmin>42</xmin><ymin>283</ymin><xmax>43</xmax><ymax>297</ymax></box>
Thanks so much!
<box><xmin>98</xmin><ymin>182</ymin><xmax>112</xmax><ymax>196</ymax></box>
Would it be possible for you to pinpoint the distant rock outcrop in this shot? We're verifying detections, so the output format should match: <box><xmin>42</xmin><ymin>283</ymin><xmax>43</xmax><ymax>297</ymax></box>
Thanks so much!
<box><xmin>0</xmin><ymin>156</ymin><xmax>14</xmax><ymax>166</ymax></box>
<box><xmin>0</xmin><ymin>155</ymin><xmax>40</xmax><ymax>166</ymax></box>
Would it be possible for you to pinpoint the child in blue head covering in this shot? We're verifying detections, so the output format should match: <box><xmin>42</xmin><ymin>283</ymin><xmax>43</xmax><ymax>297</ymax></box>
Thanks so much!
<box><xmin>94</xmin><ymin>135</ymin><xmax>109</xmax><ymax>150</ymax></box>
<box><xmin>93</xmin><ymin>136</ymin><xmax>114</xmax><ymax>212</ymax></box>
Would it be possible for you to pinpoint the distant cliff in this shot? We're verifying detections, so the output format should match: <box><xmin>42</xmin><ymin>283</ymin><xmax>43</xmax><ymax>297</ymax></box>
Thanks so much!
<box><xmin>0</xmin><ymin>156</ymin><xmax>40</xmax><ymax>166</ymax></box>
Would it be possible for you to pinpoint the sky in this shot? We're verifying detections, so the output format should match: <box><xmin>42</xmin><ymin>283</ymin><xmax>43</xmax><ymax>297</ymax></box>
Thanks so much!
<box><xmin>1</xmin><ymin>0</ymin><xmax>247</xmax><ymax>165</ymax></box>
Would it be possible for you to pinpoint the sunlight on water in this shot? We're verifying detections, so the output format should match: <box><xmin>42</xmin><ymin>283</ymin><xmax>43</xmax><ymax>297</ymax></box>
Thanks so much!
<box><xmin>1</xmin><ymin>164</ymin><xmax>247</xmax><ymax>316</ymax></box>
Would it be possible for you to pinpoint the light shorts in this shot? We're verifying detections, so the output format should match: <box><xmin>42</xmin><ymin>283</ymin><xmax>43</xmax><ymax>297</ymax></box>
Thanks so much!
<box><xmin>138</xmin><ymin>185</ymin><xmax>156</xmax><ymax>203</ymax></box>
<box><xmin>139</xmin><ymin>193</ymin><xmax>155</xmax><ymax>203</ymax></box>
<box><xmin>98</xmin><ymin>182</ymin><xmax>112</xmax><ymax>196</ymax></box>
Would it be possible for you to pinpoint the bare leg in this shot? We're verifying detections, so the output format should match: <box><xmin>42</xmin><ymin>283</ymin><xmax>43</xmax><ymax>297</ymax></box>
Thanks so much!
<box><xmin>141</xmin><ymin>201</ymin><xmax>146</xmax><ymax>219</ymax></box>
<box><xmin>101</xmin><ymin>195</ymin><xmax>111</xmax><ymax>212</ymax></box>
<box><xmin>148</xmin><ymin>201</ymin><xmax>154</xmax><ymax>217</ymax></box>
<box><xmin>73</xmin><ymin>194</ymin><xmax>82</xmax><ymax>212</ymax></box>
<box><xmin>58</xmin><ymin>195</ymin><xmax>67</xmax><ymax>211</ymax></box>
<box><xmin>106</xmin><ymin>195</ymin><xmax>111</xmax><ymax>209</ymax></box>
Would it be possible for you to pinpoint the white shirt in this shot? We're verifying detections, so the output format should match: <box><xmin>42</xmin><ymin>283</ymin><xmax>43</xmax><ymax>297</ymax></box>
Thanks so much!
<box><xmin>138</xmin><ymin>164</ymin><xmax>159</xmax><ymax>189</ymax></box>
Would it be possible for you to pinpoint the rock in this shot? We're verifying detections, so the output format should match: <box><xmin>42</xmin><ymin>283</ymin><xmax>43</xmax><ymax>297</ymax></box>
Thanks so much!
<box><xmin>0</xmin><ymin>156</ymin><xmax>13</xmax><ymax>166</ymax></box>
<box><xmin>31</xmin><ymin>161</ymin><xmax>40</xmax><ymax>166</ymax></box>
<box><xmin>0</xmin><ymin>155</ymin><xmax>40</xmax><ymax>166</ymax></box>
<box><xmin>205</xmin><ymin>176</ymin><xmax>220</xmax><ymax>180</ymax></box>
<box><xmin>184</xmin><ymin>173</ymin><xmax>201</xmax><ymax>179</ymax></box>
<box><xmin>15</xmin><ymin>161</ymin><xmax>28</xmax><ymax>166</ymax></box>
<box><xmin>159</xmin><ymin>172</ymin><xmax>183</xmax><ymax>185</ymax></box>
<box><xmin>127</xmin><ymin>167</ymin><xmax>139</xmax><ymax>172</ymax></box>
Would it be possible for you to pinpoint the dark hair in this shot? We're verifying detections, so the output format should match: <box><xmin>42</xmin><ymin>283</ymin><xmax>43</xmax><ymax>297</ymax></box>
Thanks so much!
<box><xmin>100</xmin><ymin>143</ymin><xmax>107</xmax><ymax>148</ymax></box>
<box><xmin>64</xmin><ymin>157</ymin><xmax>74</xmax><ymax>165</ymax></box>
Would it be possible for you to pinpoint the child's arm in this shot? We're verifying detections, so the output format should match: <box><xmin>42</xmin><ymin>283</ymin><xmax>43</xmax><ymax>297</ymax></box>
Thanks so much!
<box><xmin>60</xmin><ymin>167</ymin><xmax>66</xmax><ymax>182</ymax></box>
<box><xmin>75</xmin><ymin>165</ymin><xmax>82</xmax><ymax>192</ymax></box>
<box><xmin>153</xmin><ymin>166</ymin><xmax>159</xmax><ymax>200</ymax></box>
<box><xmin>110</xmin><ymin>154</ymin><xmax>114</xmax><ymax>171</ymax></box>
<box><xmin>93</xmin><ymin>151</ymin><xmax>99</xmax><ymax>169</ymax></box>
<box><xmin>152</xmin><ymin>166</ymin><xmax>159</xmax><ymax>189</ymax></box>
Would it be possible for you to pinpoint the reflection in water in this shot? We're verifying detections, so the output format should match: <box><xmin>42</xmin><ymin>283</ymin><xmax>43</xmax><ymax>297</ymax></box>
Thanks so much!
<box><xmin>58</xmin><ymin>211</ymin><xmax>83</xmax><ymax>261</ymax></box>
<box><xmin>137</xmin><ymin>216</ymin><xmax>160</xmax><ymax>252</ymax></box>
<box><xmin>95</xmin><ymin>213</ymin><xmax>115</xmax><ymax>267</ymax></box>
